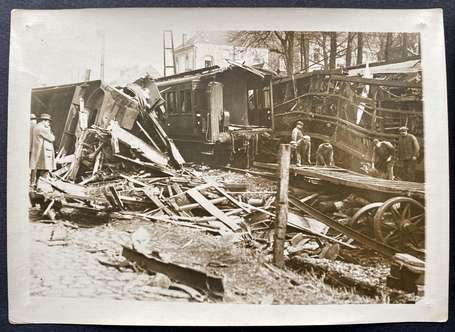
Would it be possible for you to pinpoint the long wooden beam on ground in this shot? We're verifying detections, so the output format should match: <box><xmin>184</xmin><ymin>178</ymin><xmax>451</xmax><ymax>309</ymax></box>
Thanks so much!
<box><xmin>186</xmin><ymin>188</ymin><xmax>240</xmax><ymax>231</ymax></box>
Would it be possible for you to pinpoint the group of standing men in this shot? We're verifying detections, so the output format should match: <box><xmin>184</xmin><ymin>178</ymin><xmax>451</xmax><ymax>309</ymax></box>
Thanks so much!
<box><xmin>29</xmin><ymin>113</ymin><xmax>56</xmax><ymax>188</ymax></box>
<box><xmin>291</xmin><ymin>121</ymin><xmax>421</xmax><ymax>182</ymax></box>
<box><xmin>291</xmin><ymin>121</ymin><xmax>334</xmax><ymax>167</ymax></box>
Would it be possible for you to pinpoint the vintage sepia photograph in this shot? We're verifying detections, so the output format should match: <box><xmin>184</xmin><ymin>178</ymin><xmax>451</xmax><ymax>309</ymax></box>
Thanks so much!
<box><xmin>7</xmin><ymin>8</ymin><xmax>448</xmax><ymax>325</ymax></box>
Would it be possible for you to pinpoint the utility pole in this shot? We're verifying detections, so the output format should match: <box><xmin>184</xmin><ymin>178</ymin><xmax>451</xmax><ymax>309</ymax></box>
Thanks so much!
<box><xmin>274</xmin><ymin>144</ymin><xmax>291</xmax><ymax>268</ymax></box>
<box><xmin>163</xmin><ymin>30</ymin><xmax>177</xmax><ymax>77</ymax></box>
<box><xmin>99</xmin><ymin>31</ymin><xmax>105</xmax><ymax>81</ymax></box>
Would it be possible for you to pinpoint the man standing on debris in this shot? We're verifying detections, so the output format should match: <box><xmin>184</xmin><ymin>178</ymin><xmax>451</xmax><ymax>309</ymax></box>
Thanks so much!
<box><xmin>315</xmin><ymin>142</ymin><xmax>334</xmax><ymax>166</ymax></box>
<box><xmin>372</xmin><ymin>138</ymin><xmax>395</xmax><ymax>180</ymax></box>
<box><xmin>397</xmin><ymin>126</ymin><xmax>420</xmax><ymax>182</ymax></box>
<box><xmin>30</xmin><ymin>113</ymin><xmax>56</xmax><ymax>188</ymax></box>
<box><xmin>290</xmin><ymin>120</ymin><xmax>309</xmax><ymax>166</ymax></box>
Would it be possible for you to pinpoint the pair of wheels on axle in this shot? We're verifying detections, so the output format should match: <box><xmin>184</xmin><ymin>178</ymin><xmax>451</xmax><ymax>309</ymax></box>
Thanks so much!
<box><xmin>349</xmin><ymin>196</ymin><xmax>425</xmax><ymax>254</ymax></box>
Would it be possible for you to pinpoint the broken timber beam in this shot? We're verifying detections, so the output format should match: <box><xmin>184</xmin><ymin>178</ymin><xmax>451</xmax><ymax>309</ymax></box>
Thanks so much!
<box><xmin>186</xmin><ymin>188</ymin><xmax>240</xmax><ymax>231</ymax></box>
<box><xmin>177</xmin><ymin>196</ymin><xmax>228</xmax><ymax>212</ymax></box>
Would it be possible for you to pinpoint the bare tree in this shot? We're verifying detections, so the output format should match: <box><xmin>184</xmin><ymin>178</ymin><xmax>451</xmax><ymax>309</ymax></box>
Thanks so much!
<box><xmin>356</xmin><ymin>32</ymin><xmax>364</xmax><ymax>65</ymax></box>
<box><xmin>299</xmin><ymin>32</ymin><xmax>310</xmax><ymax>72</ymax></box>
<box><xmin>231</xmin><ymin>31</ymin><xmax>296</xmax><ymax>75</ymax></box>
<box><xmin>329</xmin><ymin>32</ymin><xmax>337</xmax><ymax>69</ymax></box>
<box><xmin>385</xmin><ymin>32</ymin><xmax>393</xmax><ymax>61</ymax></box>
<box><xmin>345</xmin><ymin>32</ymin><xmax>353</xmax><ymax>67</ymax></box>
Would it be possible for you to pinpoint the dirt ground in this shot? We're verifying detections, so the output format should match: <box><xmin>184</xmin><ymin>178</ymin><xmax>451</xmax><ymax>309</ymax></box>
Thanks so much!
<box><xmin>29</xmin><ymin>167</ymin><xmax>417</xmax><ymax>305</ymax></box>
<box><xmin>30</xmin><ymin>208</ymin><xmax>392</xmax><ymax>305</ymax></box>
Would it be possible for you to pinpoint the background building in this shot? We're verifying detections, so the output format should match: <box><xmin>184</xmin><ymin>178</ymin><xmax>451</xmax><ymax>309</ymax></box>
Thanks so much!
<box><xmin>174</xmin><ymin>31</ymin><xmax>269</xmax><ymax>73</ymax></box>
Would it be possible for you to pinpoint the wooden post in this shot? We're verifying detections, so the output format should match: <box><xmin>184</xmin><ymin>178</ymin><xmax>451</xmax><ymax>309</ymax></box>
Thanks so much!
<box><xmin>274</xmin><ymin>144</ymin><xmax>291</xmax><ymax>268</ymax></box>
<box><xmin>269</xmin><ymin>79</ymin><xmax>275</xmax><ymax>131</ymax></box>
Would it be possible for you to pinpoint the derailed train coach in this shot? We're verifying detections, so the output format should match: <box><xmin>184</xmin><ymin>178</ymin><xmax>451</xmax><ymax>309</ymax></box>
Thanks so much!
<box><xmin>155</xmin><ymin>60</ymin><xmax>275</xmax><ymax>166</ymax></box>
<box><xmin>272</xmin><ymin>56</ymin><xmax>424</xmax><ymax>181</ymax></box>
<box><xmin>30</xmin><ymin>76</ymin><xmax>185</xmax><ymax>182</ymax></box>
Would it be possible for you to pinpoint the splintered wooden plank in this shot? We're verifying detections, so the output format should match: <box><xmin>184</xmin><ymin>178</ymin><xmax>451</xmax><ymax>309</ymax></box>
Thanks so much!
<box><xmin>212</xmin><ymin>185</ymin><xmax>250</xmax><ymax>213</ymax></box>
<box><xmin>142</xmin><ymin>187</ymin><xmax>174</xmax><ymax>216</ymax></box>
<box><xmin>186</xmin><ymin>189</ymin><xmax>240</xmax><ymax>231</ymax></box>
<box><xmin>254</xmin><ymin>161</ymin><xmax>424</xmax><ymax>198</ymax></box>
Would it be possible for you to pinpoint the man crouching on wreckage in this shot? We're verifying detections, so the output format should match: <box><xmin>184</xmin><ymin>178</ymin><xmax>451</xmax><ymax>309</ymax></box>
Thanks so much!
<box><xmin>29</xmin><ymin>74</ymin><xmax>184</xmax><ymax>216</ymax></box>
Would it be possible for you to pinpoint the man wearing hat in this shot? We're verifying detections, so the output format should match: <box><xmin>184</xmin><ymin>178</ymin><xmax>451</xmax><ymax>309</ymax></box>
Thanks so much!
<box><xmin>290</xmin><ymin>120</ymin><xmax>309</xmax><ymax>166</ymax></box>
<box><xmin>397</xmin><ymin>126</ymin><xmax>420</xmax><ymax>182</ymax></box>
<box><xmin>30</xmin><ymin>113</ymin><xmax>56</xmax><ymax>187</ymax></box>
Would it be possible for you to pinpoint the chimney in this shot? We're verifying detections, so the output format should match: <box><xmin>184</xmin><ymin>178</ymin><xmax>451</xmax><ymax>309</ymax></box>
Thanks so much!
<box><xmin>84</xmin><ymin>68</ymin><xmax>91</xmax><ymax>81</ymax></box>
<box><xmin>182</xmin><ymin>33</ymin><xmax>187</xmax><ymax>46</ymax></box>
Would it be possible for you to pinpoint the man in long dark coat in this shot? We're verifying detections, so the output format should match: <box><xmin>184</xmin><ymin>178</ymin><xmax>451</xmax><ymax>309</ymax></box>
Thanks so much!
<box><xmin>30</xmin><ymin>113</ymin><xmax>55</xmax><ymax>188</ymax></box>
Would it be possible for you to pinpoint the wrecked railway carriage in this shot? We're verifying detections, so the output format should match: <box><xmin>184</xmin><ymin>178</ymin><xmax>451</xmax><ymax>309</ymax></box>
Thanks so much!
<box><xmin>272</xmin><ymin>57</ymin><xmax>424</xmax><ymax>181</ymax></box>
<box><xmin>155</xmin><ymin>61</ymin><xmax>274</xmax><ymax>165</ymax></box>
<box><xmin>31</xmin><ymin>76</ymin><xmax>185</xmax><ymax>181</ymax></box>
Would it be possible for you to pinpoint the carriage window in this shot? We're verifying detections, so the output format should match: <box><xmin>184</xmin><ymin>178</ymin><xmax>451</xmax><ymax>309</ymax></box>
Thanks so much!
<box><xmin>184</xmin><ymin>90</ymin><xmax>192</xmax><ymax>113</ymax></box>
<box><xmin>179</xmin><ymin>90</ymin><xmax>185</xmax><ymax>113</ymax></box>
<box><xmin>263</xmin><ymin>87</ymin><xmax>271</xmax><ymax>108</ymax></box>
<box><xmin>167</xmin><ymin>92</ymin><xmax>177</xmax><ymax>114</ymax></box>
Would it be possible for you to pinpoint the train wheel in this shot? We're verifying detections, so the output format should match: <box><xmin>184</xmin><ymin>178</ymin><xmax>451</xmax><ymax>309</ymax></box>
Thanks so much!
<box><xmin>373</xmin><ymin>197</ymin><xmax>425</xmax><ymax>253</ymax></box>
<box><xmin>349</xmin><ymin>202</ymin><xmax>383</xmax><ymax>238</ymax></box>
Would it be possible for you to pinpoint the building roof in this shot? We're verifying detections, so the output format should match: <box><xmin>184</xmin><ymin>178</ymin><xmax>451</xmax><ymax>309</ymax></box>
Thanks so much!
<box><xmin>156</xmin><ymin>60</ymin><xmax>272</xmax><ymax>87</ymax></box>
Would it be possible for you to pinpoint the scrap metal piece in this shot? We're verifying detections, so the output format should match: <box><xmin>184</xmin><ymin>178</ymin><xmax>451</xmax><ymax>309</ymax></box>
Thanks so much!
<box><xmin>121</xmin><ymin>245</ymin><xmax>224</xmax><ymax>298</ymax></box>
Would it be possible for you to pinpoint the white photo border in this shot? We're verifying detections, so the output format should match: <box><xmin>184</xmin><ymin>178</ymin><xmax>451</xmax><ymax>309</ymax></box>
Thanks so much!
<box><xmin>7</xmin><ymin>7</ymin><xmax>449</xmax><ymax>325</ymax></box>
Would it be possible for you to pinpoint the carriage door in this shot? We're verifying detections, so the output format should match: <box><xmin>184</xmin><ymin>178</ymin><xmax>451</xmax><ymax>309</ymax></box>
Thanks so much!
<box><xmin>206</xmin><ymin>81</ymin><xmax>223</xmax><ymax>143</ymax></box>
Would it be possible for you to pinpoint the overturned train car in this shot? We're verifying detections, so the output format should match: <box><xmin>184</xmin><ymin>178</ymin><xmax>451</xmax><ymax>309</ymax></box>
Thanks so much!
<box><xmin>31</xmin><ymin>76</ymin><xmax>184</xmax><ymax>181</ymax></box>
<box><xmin>155</xmin><ymin>61</ymin><xmax>274</xmax><ymax>166</ymax></box>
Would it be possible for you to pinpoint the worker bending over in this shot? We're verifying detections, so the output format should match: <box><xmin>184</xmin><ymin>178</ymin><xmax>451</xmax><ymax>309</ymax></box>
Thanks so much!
<box><xmin>316</xmin><ymin>142</ymin><xmax>334</xmax><ymax>166</ymax></box>
<box><xmin>372</xmin><ymin>138</ymin><xmax>395</xmax><ymax>180</ymax></box>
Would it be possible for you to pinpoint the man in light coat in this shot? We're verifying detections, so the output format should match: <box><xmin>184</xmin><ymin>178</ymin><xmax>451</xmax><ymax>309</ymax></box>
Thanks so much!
<box><xmin>290</xmin><ymin>120</ymin><xmax>305</xmax><ymax>166</ymax></box>
<box><xmin>30</xmin><ymin>113</ymin><xmax>55</xmax><ymax>188</ymax></box>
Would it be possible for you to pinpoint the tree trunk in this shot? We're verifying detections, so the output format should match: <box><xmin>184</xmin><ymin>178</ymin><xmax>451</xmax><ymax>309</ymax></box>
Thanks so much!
<box><xmin>346</xmin><ymin>32</ymin><xmax>353</xmax><ymax>67</ymax></box>
<box><xmin>300</xmin><ymin>33</ymin><xmax>304</xmax><ymax>71</ymax></box>
<box><xmin>329</xmin><ymin>32</ymin><xmax>337</xmax><ymax>69</ymax></box>
<box><xmin>378</xmin><ymin>33</ymin><xmax>386</xmax><ymax>61</ymax></box>
<box><xmin>356</xmin><ymin>32</ymin><xmax>363</xmax><ymax>65</ymax></box>
<box><xmin>283</xmin><ymin>31</ymin><xmax>295</xmax><ymax>76</ymax></box>
<box><xmin>303</xmin><ymin>34</ymin><xmax>310</xmax><ymax>70</ymax></box>
<box><xmin>385</xmin><ymin>33</ymin><xmax>393</xmax><ymax>61</ymax></box>
<box><xmin>322</xmin><ymin>33</ymin><xmax>328</xmax><ymax>69</ymax></box>
<box><xmin>401</xmin><ymin>33</ymin><xmax>409</xmax><ymax>58</ymax></box>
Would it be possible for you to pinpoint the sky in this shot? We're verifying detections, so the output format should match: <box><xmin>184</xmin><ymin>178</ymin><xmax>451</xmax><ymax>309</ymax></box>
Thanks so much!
<box><xmin>12</xmin><ymin>9</ymin><xmax>194</xmax><ymax>87</ymax></box>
